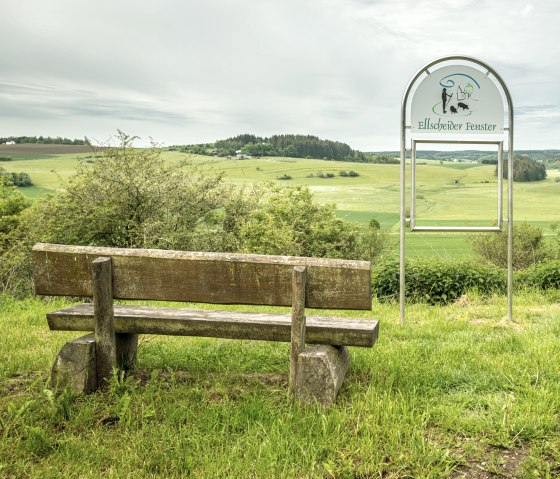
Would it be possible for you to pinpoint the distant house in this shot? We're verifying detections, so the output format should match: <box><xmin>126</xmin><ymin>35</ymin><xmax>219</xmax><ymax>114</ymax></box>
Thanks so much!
<box><xmin>3</xmin><ymin>141</ymin><xmax>16</xmax><ymax>145</ymax></box>
<box><xmin>235</xmin><ymin>150</ymin><xmax>252</xmax><ymax>159</ymax></box>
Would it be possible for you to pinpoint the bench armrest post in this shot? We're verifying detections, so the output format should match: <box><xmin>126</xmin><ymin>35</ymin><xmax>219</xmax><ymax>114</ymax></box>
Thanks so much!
<box><xmin>289</xmin><ymin>265</ymin><xmax>307</xmax><ymax>394</ymax></box>
<box><xmin>92</xmin><ymin>257</ymin><xmax>116</xmax><ymax>386</ymax></box>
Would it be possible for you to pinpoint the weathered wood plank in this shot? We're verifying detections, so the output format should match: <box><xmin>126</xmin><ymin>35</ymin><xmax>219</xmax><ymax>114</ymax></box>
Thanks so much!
<box><xmin>290</xmin><ymin>266</ymin><xmax>307</xmax><ymax>394</ymax></box>
<box><xmin>32</xmin><ymin>243</ymin><xmax>372</xmax><ymax>310</ymax></box>
<box><xmin>47</xmin><ymin>304</ymin><xmax>379</xmax><ymax>348</ymax></box>
<box><xmin>92</xmin><ymin>257</ymin><xmax>116</xmax><ymax>385</ymax></box>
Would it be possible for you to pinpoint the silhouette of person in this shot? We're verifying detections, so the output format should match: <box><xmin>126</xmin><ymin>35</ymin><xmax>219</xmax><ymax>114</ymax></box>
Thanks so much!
<box><xmin>442</xmin><ymin>88</ymin><xmax>452</xmax><ymax>114</ymax></box>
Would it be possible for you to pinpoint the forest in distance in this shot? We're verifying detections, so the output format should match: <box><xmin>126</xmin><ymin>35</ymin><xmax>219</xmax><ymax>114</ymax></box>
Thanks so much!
<box><xmin>2</xmin><ymin>134</ymin><xmax>559</xmax><ymax>167</ymax></box>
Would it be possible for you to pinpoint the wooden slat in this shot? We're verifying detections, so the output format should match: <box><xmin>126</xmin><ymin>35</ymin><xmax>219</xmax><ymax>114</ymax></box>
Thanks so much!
<box><xmin>92</xmin><ymin>257</ymin><xmax>116</xmax><ymax>384</ymax></box>
<box><xmin>289</xmin><ymin>266</ymin><xmax>307</xmax><ymax>393</ymax></box>
<box><xmin>47</xmin><ymin>304</ymin><xmax>379</xmax><ymax>348</ymax></box>
<box><xmin>32</xmin><ymin>243</ymin><xmax>372</xmax><ymax>310</ymax></box>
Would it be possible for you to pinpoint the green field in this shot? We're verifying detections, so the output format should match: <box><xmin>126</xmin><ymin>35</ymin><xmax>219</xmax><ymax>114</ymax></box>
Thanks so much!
<box><xmin>3</xmin><ymin>146</ymin><xmax>559</xmax><ymax>259</ymax></box>
<box><xmin>2</xmin><ymin>292</ymin><xmax>560</xmax><ymax>477</ymax></box>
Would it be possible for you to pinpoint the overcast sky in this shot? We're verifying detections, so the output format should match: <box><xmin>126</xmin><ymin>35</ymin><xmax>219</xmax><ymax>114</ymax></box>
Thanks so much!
<box><xmin>1</xmin><ymin>0</ymin><xmax>558</xmax><ymax>150</ymax></box>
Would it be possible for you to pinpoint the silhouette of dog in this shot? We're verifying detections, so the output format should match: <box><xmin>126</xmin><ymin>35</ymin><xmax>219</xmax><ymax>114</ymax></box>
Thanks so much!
<box><xmin>450</xmin><ymin>106</ymin><xmax>458</xmax><ymax>114</ymax></box>
<box><xmin>457</xmin><ymin>102</ymin><xmax>469</xmax><ymax>110</ymax></box>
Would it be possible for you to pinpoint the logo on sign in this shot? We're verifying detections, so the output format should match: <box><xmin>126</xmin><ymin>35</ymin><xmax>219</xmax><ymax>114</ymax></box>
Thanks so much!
<box><xmin>437</xmin><ymin>73</ymin><xmax>479</xmax><ymax>116</ymax></box>
<box><xmin>411</xmin><ymin>65</ymin><xmax>503</xmax><ymax>134</ymax></box>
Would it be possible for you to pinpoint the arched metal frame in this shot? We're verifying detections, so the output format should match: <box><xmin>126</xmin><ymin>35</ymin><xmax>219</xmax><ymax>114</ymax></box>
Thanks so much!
<box><xmin>399</xmin><ymin>55</ymin><xmax>514</xmax><ymax>324</ymax></box>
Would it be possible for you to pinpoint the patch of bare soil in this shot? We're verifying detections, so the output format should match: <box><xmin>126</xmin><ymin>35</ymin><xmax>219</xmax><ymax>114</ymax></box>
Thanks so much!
<box><xmin>0</xmin><ymin>371</ymin><xmax>47</xmax><ymax>396</ymax></box>
<box><xmin>451</xmin><ymin>445</ymin><xmax>528</xmax><ymax>478</ymax></box>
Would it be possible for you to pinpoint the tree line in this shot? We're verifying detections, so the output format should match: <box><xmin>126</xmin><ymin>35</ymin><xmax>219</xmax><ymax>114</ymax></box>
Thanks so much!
<box><xmin>171</xmin><ymin>134</ymin><xmax>398</xmax><ymax>163</ymax></box>
<box><xmin>497</xmin><ymin>156</ymin><xmax>547</xmax><ymax>182</ymax></box>
<box><xmin>0</xmin><ymin>136</ymin><xmax>86</xmax><ymax>145</ymax></box>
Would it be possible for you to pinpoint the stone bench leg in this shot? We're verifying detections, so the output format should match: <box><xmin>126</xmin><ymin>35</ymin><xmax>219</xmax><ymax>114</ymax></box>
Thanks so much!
<box><xmin>295</xmin><ymin>345</ymin><xmax>350</xmax><ymax>406</ymax></box>
<box><xmin>50</xmin><ymin>334</ymin><xmax>97</xmax><ymax>393</ymax></box>
<box><xmin>50</xmin><ymin>333</ymin><xmax>138</xmax><ymax>394</ymax></box>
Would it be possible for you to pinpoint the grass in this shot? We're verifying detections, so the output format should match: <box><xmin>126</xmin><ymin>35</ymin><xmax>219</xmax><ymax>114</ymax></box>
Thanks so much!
<box><xmin>2</xmin><ymin>292</ymin><xmax>560</xmax><ymax>478</ymax></box>
<box><xmin>2</xmin><ymin>148</ymin><xmax>560</xmax><ymax>259</ymax></box>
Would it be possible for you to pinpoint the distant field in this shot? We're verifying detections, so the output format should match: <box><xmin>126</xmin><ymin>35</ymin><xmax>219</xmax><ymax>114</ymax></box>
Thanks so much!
<box><xmin>2</xmin><ymin>145</ymin><xmax>559</xmax><ymax>259</ymax></box>
<box><xmin>0</xmin><ymin>144</ymin><xmax>102</xmax><ymax>195</ymax></box>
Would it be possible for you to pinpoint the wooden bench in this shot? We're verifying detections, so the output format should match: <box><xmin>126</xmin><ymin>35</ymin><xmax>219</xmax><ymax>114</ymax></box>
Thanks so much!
<box><xmin>33</xmin><ymin>243</ymin><xmax>379</xmax><ymax>405</ymax></box>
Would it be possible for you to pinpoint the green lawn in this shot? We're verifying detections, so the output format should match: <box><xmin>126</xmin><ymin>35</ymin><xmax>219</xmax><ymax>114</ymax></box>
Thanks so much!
<box><xmin>1</xmin><ymin>292</ymin><xmax>560</xmax><ymax>478</ymax></box>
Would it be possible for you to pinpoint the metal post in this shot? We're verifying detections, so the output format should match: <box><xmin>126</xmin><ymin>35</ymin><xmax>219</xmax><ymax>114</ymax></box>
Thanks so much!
<box><xmin>497</xmin><ymin>141</ymin><xmax>504</xmax><ymax>230</ymax></box>
<box><xmin>507</xmin><ymin>109</ymin><xmax>514</xmax><ymax>321</ymax></box>
<box><xmin>411</xmin><ymin>140</ymin><xmax>416</xmax><ymax>230</ymax></box>
<box><xmin>399</xmin><ymin>116</ymin><xmax>406</xmax><ymax>325</ymax></box>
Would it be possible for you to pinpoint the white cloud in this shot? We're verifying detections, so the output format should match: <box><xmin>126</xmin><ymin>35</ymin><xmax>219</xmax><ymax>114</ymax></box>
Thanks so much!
<box><xmin>521</xmin><ymin>3</ymin><xmax>535</xmax><ymax>16</ymax></box>
<box><xmin>0</xmin><ymin>0</ymin><xmax>558</xmax><ymax>149</ymax></box>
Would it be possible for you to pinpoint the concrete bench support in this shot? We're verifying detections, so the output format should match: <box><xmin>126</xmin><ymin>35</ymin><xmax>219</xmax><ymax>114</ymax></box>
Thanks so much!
<box><xmin>51</xmin><ymin>332</ymin><xmax>138</xmax><ymax>394</ymax></box>
<box><xmin>295</xmin><ymin>345</ymin><xmax>350</xmax><ymax>406</ymax></box>
<box><xmin>51</xmin><ymin>333</ymin><xmax>98</xmax><ymax>393</ymax></box>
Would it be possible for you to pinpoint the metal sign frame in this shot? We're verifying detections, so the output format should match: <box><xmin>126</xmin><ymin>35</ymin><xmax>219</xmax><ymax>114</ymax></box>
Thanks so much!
<box><xmin>399</xmin><ymin>55</ymin><xmax>514</xmax><ymax>323</ymax></box>
<box><xmin>410</xmin><ymin>139</ymin><xmax>504</xmax><ymax>232</ymax></box>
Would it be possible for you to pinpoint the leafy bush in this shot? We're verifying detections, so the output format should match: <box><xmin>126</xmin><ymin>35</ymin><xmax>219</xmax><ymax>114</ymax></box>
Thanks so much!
<box><xmin>0</xmin><ymin>168</ymin><xmax>33</xmax><ymax>186</ymax></box>
<box><xmin>0</xmin><ymin>178</ymin><xmax>32</xmax><ymax>296</ymax></box>
<box><xmin>237</xmin><ymin>186</ymin><xmax>364</xmax><ymax>259</ymax></box>
<box><xmin>26</xmin><ymin>132</ymin><xmax>228</xmax><ymax>251</ymax></box>
<box><xmin>469</xmin><ymin>222</ymin><xmax>549</xmax><ymax>270</ymax></box>
<box><xmin>372</xmin><ymin>258</ymin><xmax>506</xmax><ymax>304</ymax></box>
<box><xmin>358</xmin><ymin>220</ymin><xmax>395</xmax><ymax>265</ymax></box>
<box><xmin>515</xmin><ymin>261</ymin><xmax>560</xmax><ymax>290</ymax></box>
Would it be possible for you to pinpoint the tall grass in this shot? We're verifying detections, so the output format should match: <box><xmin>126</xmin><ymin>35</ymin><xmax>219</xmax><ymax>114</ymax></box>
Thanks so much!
<box><xmin>1</xmin><ymin>292</ymin><xmax>560</xmax><ymax>477</ymax></box>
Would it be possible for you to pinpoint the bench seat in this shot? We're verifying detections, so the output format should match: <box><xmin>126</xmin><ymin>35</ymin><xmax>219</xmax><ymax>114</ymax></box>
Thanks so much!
<box><xmin>48</xmin><ymin>304</ymin><xmax>379</xmax><ymax>347</ymax></box>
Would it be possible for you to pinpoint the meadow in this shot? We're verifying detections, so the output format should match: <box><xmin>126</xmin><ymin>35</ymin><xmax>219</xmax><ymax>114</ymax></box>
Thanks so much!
<box><xmin>2</xmin><ymin>145</ymin><xmax>559</xmax><ymax>260</ymax></box>
<box><xmin>2</xmin><ymin>145</ymin><xmax>560</xmax><ymax>478</ymax></box>
<box><xmin>2</xmin><ymin>291</ymin><xmax>560</xmax><ymax>478</ymax></box>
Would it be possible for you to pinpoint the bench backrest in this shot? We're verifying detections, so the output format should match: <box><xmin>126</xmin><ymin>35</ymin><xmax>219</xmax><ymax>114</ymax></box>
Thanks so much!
<box><xmin>32</xmin><ymin>243</ymin><xmax>372</xmax><ymax>310</ymax></box>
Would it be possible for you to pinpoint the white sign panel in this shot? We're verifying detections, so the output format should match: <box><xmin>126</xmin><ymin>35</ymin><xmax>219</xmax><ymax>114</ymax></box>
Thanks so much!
<box><xmin>411</xmin><ymin>65</ymin><xmax>503</xmax><ymax>134</ymax></box>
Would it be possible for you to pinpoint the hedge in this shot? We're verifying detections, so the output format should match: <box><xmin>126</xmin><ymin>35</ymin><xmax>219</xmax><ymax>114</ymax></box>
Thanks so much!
<box><xmin>372</xmin><ymin>259</ymin><xmax>506</xmax><ymax>304</ymax></box>
<box><xmin>515</xmin><ymin>261</ymin><xmax>560</xmax><ymax>290</ymax></box>
<box><xmin>372</xmin><ymin>258</ymin><xmax>560</xmax><ymax>304</ymax></box>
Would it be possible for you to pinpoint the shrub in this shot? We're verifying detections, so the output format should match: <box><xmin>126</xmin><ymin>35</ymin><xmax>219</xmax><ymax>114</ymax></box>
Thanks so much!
<box><xmin>237</xmin><ymin>186</ymin><xmax>363</xmax><ymax>259</ymax></box>
<box><xmin>277</xmin><ymin>174</ymin><xmax>292</xmax><ymax>180</ymax></box>
<box><xmin>26</xmin><ymin>132</ymin><xmax>228</xmax><ymax>251</ymax></box>
<box><xmin>358</xmin><ymin>220</ymin><xmax>394</xmax><ymax>264</ymax></box>
<box><xmin>0</xmin><ymin>177</ymin><xmax>32</xmax><ymax>296</ymax></box>
<box><xmin>469</xmin><ymin>222</ymin><xmax>549</xmax><ymax>270</ymax></box>
<box><xmin>368</xmin><ymin>218</ymin><xmax>380</xmax><ymax>230</ymax></box>
<box><xmin>0</xmin><ymin>168</ymin><xmax>33</xmax><ymax>187</ymax></box>
<box><xmin>372</xmin><ymin>258</ymin><xmax>506</xmax><ymax>304</ymax></box>
<box><xmin>515</xmin><ymin>261</ymin><xmax>560</xmax><ymax>290</ymax></box>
